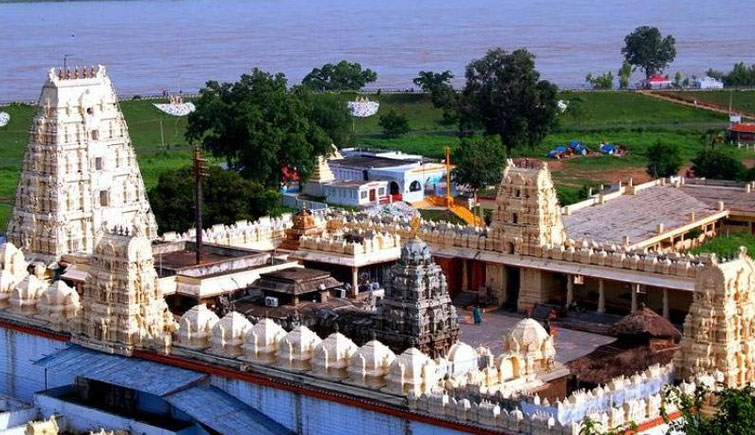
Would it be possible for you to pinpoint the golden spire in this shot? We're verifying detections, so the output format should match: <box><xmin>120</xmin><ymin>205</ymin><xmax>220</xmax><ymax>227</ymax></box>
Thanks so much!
<box><xmin>410</xmin><ymin>212</ymin><xmax>422</xmax><ymax>239</ymax></box>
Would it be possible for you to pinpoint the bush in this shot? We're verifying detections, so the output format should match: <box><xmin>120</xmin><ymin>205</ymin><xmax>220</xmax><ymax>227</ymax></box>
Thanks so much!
<box><xmin>691</xmin><ymin>148</ymin><xmax>745</xmax><ymax>180</ymax></box>
<box><xmin>646</xmin><ymin>141</ymin><xmax>682</xmax><ymax>178</ymax></box>
<box><xmin>378</xmin><ymin>109</ymin><xmax>410</xmax><ymax>138</ymax></box>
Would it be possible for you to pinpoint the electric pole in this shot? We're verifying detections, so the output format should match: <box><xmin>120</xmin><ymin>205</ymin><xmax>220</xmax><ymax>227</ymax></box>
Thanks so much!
<box><xmin>193</xmin><ymin>146</ymin><xmax>209</xmax><ymax>264</ymax></box>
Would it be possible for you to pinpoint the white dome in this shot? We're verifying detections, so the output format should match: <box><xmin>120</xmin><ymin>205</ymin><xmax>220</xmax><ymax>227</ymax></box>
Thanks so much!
<box><xmin>212</xmin><ymin>312</ymin><xmax>252</xmax><ymax>341</ymax></box>
<box><xmin>180</xmin><ymin>304</ymin><xmax>220</xmax><ymax>334</ymax></box>
<box><xmin>352</xmin><ymin>339</ymin><xmax>396</xmax><ymax>372</ymax></box>
<box><xmin>280</xmin><ymin>325</ymin><xmax>321</xmax><ymax>353</ymax></box>
<box><xmin>277</xmin><ymin>326</ymin><xmax>322</xmax><ymax>371</ymax></box>
<box><xmin>504</xmin><ymin>318</ymin><xmax>550</xmax><ymax>353</ymax></box>
<box><xmin>12</xmin><ymin>274</ymin><xmax>45</xmax><ymax>302</ymax></box>
<box><xmin>41</xmin><ymin>280</ymin><xmax>78</xmax><ymax>306</ymax></box>
<box><xmin>390</xmin><ymin>347</ymin><xmax>436</xmax><ymax>379</ymax></box>
<box><xmin>247</xmin><ymin>318</ymin><xmax>286</xmax><ymax>347</ymax></box>
<box><xmin>314</xmin><ymin>332</ymin><xmax>358</xmax><ymax>362</ymax></box>
<box><xmin>448</xmin><ymin>342</ymin><xmax>477</xmax><ymax>363</ymax></box>
<box><xmin>447</xmin><ymin>342</ymin><xmax>478</xmax><ymax>377</ymax></box>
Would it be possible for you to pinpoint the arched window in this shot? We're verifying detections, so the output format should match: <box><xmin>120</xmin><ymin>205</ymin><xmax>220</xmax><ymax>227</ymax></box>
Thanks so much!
<box><xmin>409</xmin><ymin>181</ymin><xmax>422</xmax><ymax>192</ymax></box>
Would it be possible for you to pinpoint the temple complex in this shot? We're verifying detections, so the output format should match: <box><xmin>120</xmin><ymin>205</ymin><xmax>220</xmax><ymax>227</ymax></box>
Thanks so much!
<box><xmin>4</xmin><ymin>66</ymin><xmax>755</xmax><ymax>434</ymax></box>
<box><xmin>6</xmin><ymin>66</ymin><xmax>157</xmax><ymax>263</ymax></box>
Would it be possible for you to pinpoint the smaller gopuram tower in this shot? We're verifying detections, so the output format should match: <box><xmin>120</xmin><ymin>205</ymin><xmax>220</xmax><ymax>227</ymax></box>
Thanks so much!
<box><xmin>374</xmin><ymin>215</ymin><xmax>459</xmax><ymax>358</ymax></box>
<box><xmin>489</xmin><ymin>159</ymin><xmax>565</xmax><ymax>257</ymax></box>
<box><xmin>675</xmin><ymin>248</ymin><xmax>755</xmax><ymax>387</ymax></box>
<box><xmin>73</xmin><ymin>226</ymin><xmax>175</xmax><ymax>355</ymax></box>
<box><xmin>7</xmin><ymin>65</ymin><xmax>157</xmax><ymax>262</ymax></box>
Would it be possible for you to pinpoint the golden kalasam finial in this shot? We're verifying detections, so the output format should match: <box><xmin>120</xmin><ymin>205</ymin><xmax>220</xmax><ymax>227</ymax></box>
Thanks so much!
<box><xmin>410</xmin><ymin>212</ymin><xmax>421</xmax><ymax>238</ymax></box>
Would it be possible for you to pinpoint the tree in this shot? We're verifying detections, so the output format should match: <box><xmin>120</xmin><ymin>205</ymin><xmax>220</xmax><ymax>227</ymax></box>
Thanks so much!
<box><xmin>305</xmin><ymin>90</ymin><xmax>351</xmax><ymax>147</ymax></box>
<box><xmin>622</xmin><ymin>26</ymin><xmax>676</xmax><ymax>79</ymax></box>
<box><xmin>645</xmin><ymin>141</ymin><xmax>682</xmax><ymax>178</ymax></box>
<box><xmin>674</xmin><ymin>71</ymin><xmax>683</xmax><ymax>88</ymax></box>
<box><xmin>302</xmin><ymin>60</ymin><xmax>377</xmax><ymax>91</ymax></box>
<box><xmin>149</xmin><ymin>166</ymin><xmax>280</xmax><ymax>233</ymax></box>
<box><xmin>378</xmin><ymin>109</ymin><xmax>410</xmax><ymax>138</ymax></box>
<box><xmin>414</xmin><ymin>70</ymin><xmax>459</xmax><ymax>125</ymax></box>
<box><xmin>618</xmin><ymin>61</ymin><xmax>633</xmax><ymax>89</ymax></box>
<box><xmin>413</xmin><ymin>70</ymin><xmax>454</xmax><ymax>92</ymax></box>
<box><xmin>585</xmin><ymin>71</ymin><xmax>614</xmax><ymax>89</ymax></box>
<box><xmin>691</xmin><ymin>148</ymin><xmax>745</xmax><ymax>180</ymax></box>
<box><xmin>186</xmin><ymin>69</ymin><xmax>345</xmax><ymax>187</ymax></box>
<box><xmin>663</xmin><ymin>384</ymin><xmax>755</xmax><ymax>434</ymax></box>
<box><xmin>452</xmin><ymin>135</ymin><xmax>507</xmax><ymax>221</ymax></box>
<box><xmin>459</xmin><ymin>48</ymin><xmax>558</xmax><ymax>152</ymax></box>
<box><xmin>720</xmin><ymin>62</ymin><xmax>755</xmax><ymax>87</ymax></box>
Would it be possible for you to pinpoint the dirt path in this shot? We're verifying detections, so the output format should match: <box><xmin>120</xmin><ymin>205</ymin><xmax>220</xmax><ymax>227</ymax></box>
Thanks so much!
<box><xmin>639</xmin><ymin>90</ymin><xmax>755</xmax><ymax>120</ymax></box>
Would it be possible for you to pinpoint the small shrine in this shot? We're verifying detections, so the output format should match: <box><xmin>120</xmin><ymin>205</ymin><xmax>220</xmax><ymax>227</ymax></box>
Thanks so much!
<box><xmin>373</xmin><ymin>215</ymin><xmax>459</xmax><ymax>358</ymax></box>
<box><xmin>279</xmin><ymin>207</ymin><xmax>324</xmax><ymax>251</ymax></box>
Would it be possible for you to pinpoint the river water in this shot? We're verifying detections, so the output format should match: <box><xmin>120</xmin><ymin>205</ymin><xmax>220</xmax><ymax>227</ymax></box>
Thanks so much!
<box><xmin>1</xmin><ymin>0</ymin><xmax>754</xmax><ymax>100</ymax></box>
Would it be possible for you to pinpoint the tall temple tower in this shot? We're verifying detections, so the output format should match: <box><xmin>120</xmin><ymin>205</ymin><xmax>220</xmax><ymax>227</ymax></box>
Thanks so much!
<box><xmin>374</xmin><ymin>217</ymin><xmax>459</xmax><ymax>358</ymax></box>
<box><xmin>73</xmin><ymin>226</ymin><xmax>175</xmax><ymax>356</ymax></box>
<box><xmin>6</xmin><ymin>66</ymin><xmax>157</xmax><ymax>262</ymax></box>
<box><xmin>489</xmin><ymin>159</ymin><xmax>565</xmax><ymax>257</ymax></box>
<box><xmin>674</xmin><ymin>249</ymin><xmax>755</xmax><ymax>387</ymax></box>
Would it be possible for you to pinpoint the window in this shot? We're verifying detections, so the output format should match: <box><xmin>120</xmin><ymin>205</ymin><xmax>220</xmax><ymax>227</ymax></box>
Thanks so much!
<box><xmin>409</xmin><ymin>181</ymin><xmax>422</xmax><ymax>192</ymax></box>
<box><xmin>512</xmin><ymin>213</ymin><xmax>518</xmax><ymax>224</ymax></box>
<box><xmin>378</xmin><ymin>188</ymin><xmax>385</xmax><ymax>195</ymax></box>
<box><xmin>91</xmin><ymin>130</ymin><xmax>99</xmax><ymax>140</ymax></box>
<box><xmin>361</xmin><ymin>191</ymin><xmax>367</xmax><ymax>199</ymax></box>
<box><xmin>99</xmin><ymin>190</ymin><xmax>109</xmax><ymax>207</ymax></box>
<box><xmin>95</xmin><ymin>157</ymin><xmax>104</xmax><ymax>170</ymax></box>
<box><xmin>516</xmin><ymin>189</ymin><xmax>521</xmax><ymax>198</ymax></box>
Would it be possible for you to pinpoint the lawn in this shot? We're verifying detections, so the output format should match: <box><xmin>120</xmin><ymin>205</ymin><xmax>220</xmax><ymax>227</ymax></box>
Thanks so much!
<box><xmin>690</xmin><ymin>232</ymin><xmax>755</xmax><ymax>260</ymax></box>
<box><xmin>0</xmin><ymin>90</ymin><xmax>747</xmax><ymax>230</ymax></box>
<box><xmin>675</xmin><ymin>90</ymin><xmax>755</xmax><ymax>115</ymax></box>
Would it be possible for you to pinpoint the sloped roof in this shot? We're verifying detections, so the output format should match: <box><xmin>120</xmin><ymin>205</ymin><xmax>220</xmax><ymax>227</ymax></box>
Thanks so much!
<box><xmin>608</xmin><ymin>305</ymin><xmax>681</xmax><ymax>340</ymax></box>
<box><xmin>35</xmin><ymin>345</ymin><xmax>206</xmax><ymax>396</ymax></box>
<box><xmin>165</xmin><ymin>385</ymin><xmax>294</xmax><ymax>435</ymax></box>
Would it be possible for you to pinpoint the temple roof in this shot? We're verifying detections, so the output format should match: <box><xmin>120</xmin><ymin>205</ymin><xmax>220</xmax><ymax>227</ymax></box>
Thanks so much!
<box><xmin>608</xmin><ymin>305</ymin><xmax>681</xmax><ymax>340</ymax></box>
<box><xmin>563</xmin><ymin>185</ymin><xmax>719</xmax><ymax>245</ymax></box>
<box><xmin>252</xmin><ymin>268</ymin><xmax>342</xmax><ymax>295</ymax></box>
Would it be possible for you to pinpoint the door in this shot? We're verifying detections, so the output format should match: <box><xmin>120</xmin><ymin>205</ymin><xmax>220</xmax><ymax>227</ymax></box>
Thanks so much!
<box><xmin>369</xmin><ymin>189</ymin><xmax>376</xmax><ymax>202</ymax></box>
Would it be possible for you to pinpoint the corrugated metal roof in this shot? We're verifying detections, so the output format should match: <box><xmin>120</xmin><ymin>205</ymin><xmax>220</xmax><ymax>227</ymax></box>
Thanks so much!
<box><xmin>165</xmin><ymin>385</ymin><xmax>294</xmax><ymax>435</ymax></box>
<box><xmin>34</xmin><ymin>346</ymin><xmax>206</xmax><ymax>397</ymax></box>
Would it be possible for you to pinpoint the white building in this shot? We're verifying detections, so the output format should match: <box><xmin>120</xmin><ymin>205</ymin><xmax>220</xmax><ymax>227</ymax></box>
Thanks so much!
<box><xmin>327</xmin><ymin>150</ymin><xmax>449</xmax><ymax>204</ymax></box>
<box><xmin>696</xmin><ymin>76</ymin><xmax>724</xmax><ymax>89</ymax></box>
<box><xmin>323</xmin><ymin>180</ymin><xmax>388</xmax><ymax>207</ymax></box>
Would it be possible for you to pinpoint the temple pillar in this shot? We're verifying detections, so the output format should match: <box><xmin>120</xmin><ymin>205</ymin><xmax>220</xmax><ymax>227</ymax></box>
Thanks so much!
<box><xmin>566</xmin><ymin>275</ymin><xmax>574</xmax><ymax>306</ymax></box>
<box><xmin>461</xmin><ymin>259</ymin><xmax>469</xmax><ymax>290</ymax></box>
<box><xmin>662</xmin><ymin>288</ymin><xmax>670</xmax><ymax>319</ymax></box>
<box><xmin>351</xmin><ymin>266</ymin><xmax>359</xmax><ymax>297</ymax></box>
<box><xmin>597</xmin><ymin>279</ymin><xmax>605</xmax><ymax>313</ymax></box>
<box><xmin>631</xmin><ymin>283</ymin><xmax>639</xmax><ymax>313</ymax></box>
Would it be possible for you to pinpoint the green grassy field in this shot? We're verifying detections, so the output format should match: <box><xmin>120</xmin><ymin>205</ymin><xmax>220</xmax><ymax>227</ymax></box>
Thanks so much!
<box><xmin>676</xmin><ymin>90</ymin><xmax>755</xmax><ymax>115</ymax></box>
<box><xmin>0</xmin><ymin>90</ymin><xmax>749</xmax><ymax>230</ymax></box>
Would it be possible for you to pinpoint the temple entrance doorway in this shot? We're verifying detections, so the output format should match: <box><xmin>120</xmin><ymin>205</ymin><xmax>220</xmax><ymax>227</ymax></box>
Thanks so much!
<box><xmin>389</xmin><ymin>182</ymin><xmax>400</xmax><ymax>195</ymax></box>
<box><xmin>505</xmin><ymin>267</ymin><xmax>520</xmax><ymax>309</ymax></box>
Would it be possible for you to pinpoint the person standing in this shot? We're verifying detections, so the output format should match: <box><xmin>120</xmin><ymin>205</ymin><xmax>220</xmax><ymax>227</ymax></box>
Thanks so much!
<box><xmin>473</xmin><ymin>305</ymin><xmax>483</xmax><ymax>325</ymax></box>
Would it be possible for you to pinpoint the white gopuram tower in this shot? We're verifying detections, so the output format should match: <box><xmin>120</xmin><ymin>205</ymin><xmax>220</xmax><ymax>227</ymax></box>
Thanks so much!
<box><xmin>6</xmin><ymin>66</ymin><xmax>157</xmax><ymax>262</ymax></box>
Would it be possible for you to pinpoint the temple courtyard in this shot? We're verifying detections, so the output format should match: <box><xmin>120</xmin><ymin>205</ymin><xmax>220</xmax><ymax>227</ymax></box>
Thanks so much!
<box><xmin>458</xmin><ymin>309</ymin><xmax>616</xmax><ymax>362</ymax></box>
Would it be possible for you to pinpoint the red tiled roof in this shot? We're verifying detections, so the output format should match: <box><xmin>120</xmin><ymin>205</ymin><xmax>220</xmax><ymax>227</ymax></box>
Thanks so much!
<box><xmin>646</xmin><ymin>75</ymin><xmax>670</xmax><ymax>83</ymax></box>
<box><xmin>729</xmin><ymin>123</ymin><xmax>755</xmax><ymax>133</ymax></box>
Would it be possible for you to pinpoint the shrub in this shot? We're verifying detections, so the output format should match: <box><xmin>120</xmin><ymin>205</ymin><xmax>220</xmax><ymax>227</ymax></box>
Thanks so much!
<box><xmin>691</xmin><ymin>148</ymin><xmax>745</xmax><ymax>180</ymax></box>
<box><xmin>646</xmin><ymin>141</ymin><xmax>682</xmax><ymax>178</ymax></box>
<box><xmin>379</xmin><ymin>109</ymin><xmax>410</xmax><ymax>138</ymax></box>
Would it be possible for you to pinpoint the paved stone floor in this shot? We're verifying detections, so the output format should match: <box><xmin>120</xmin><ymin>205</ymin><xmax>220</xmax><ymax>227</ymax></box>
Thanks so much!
<box><xmin>458</xmin><ymin>309</ymin><xmax>616</xmax><ymax>363</ymax></box>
